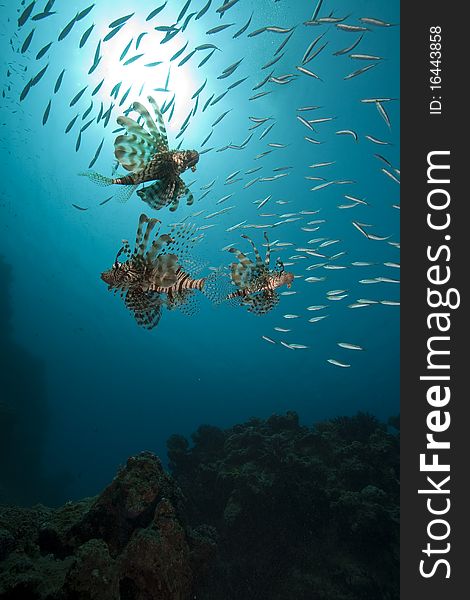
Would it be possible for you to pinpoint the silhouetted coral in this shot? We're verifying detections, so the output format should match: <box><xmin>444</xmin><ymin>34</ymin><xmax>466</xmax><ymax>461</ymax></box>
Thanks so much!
<box><xmin>0</xmin><ymin>452</ymin><xmax>215</xmax><ymax>599</ymax></box>
<box><xmin>168</xmin><ymin>411</ymin><xmax>399</xmax><ymax>600</ymax></box>
<box><xmin>0</xmin><ymin>414</ymin><xmax>399</xmax><ymax>600</ymax></box>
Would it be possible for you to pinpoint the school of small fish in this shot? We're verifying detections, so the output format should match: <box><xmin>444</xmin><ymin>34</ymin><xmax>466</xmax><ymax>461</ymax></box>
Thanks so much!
<box><xmin>2</xmin><ymin>0</ymin><xmax>399</xmax><ymax>368</ymax></box>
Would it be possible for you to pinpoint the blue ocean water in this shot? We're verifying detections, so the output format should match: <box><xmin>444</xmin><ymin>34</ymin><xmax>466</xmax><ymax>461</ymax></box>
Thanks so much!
<box><xmin>0</xmin><ymin>0</ymin><xmax>399</xmax><ymax>505</ymax></box>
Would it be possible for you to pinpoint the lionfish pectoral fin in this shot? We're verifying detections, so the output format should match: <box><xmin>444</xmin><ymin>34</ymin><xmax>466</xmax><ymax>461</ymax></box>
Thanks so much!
<box><xmin>124</xmin><ymin>289</ymin><xmax>163</xmax><ymax>330</ymax></box>
<box><xmin>169</xmin><ymin>198</ymin><xmax>180</xmax><ymax>212</ymax></box>
<box><xmin>185</xmin><ymin>188</ymin><xmax>194</xmax><ymax>207</ymax></box>
<box><xmin>153</xmin><ymin>253</ymin><xmax>180</xmax><ymax>288</ymax></box>
<box><xmin>137</xmin><ymin>180</ymin><xmax>171</xmax><ymax>210</ymax></box>
<box><xmin>169</xmin><ymin>177</ymin><xmax>190</xmax><ymax>212</ymax></box>
<box><xmin>120</xmin><ymin>240</ymin><xmax>132</xmax><ymax>259</ymax></box>
<box><xmin>114</xmin><ymin>133</ymin><xmax>152</xmax><ymax>172</ymax></box>
<box><xmin>244</xmin><ymin>290</ymin><xmax>279</xmax><ymax>315</ymax></box>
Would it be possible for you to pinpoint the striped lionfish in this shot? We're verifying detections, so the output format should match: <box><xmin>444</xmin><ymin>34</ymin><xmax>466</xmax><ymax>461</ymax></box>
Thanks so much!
<box><xmin>101</xmin><ymin>214</ymin><xmax>219</xmax><ymax>329</ymax></box>
<box><xmin>226</xmin><ymin>234</ymin><xmax>294</xmax><ymax>314</ymax></box>
<box><xmin>81</xmin><ymin>96</ymin><xmax>199</xmax><ymax>212</ymax></box>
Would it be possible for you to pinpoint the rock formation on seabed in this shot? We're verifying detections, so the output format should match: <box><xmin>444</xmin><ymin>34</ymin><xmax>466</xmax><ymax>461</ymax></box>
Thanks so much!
<box><xmin>0</xmin><ymin>451</ymin><xmax>216</xmax><ymax>600</ymax></box>
<box><xmin>0</xmin><ymin>412</ymin><xmax>399</xmax><ymax>600</ymax></box>
<box><xmin>168</xmin><ymin>411</ymin><xmax>400</xmax><ymax>600</ymax></box>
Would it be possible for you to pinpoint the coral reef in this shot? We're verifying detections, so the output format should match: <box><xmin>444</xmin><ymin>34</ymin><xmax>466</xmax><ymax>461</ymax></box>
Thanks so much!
<box><xmin>0</xmin><ymin>452</ymin><xmax>216</xmax><ymax>600</ymax></box>
<box><xmin>168</xmin><ymin>411</ymin><xmax>399</xmax><ymax>600</ymax></box>
<box><xmin>0</xmin><ymin>413</ymin><xmax>398</xmax><ymax>600</ymax></box>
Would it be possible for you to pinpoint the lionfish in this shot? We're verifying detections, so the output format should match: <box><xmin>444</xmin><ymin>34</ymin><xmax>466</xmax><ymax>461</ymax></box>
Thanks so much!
<box><xmin>101</xmin><ymin>214</ymin><xmax>219</xmax><ymax>329</ymax></box>
<box><xmin>81</xmin><ymin>96</ymin><xmax>199</xmax><ymax>212</ymax></box>
<box><xmin>226</xmin><ymin>234</ymin><xmax>294</xmax><ymax>314</ymax></box>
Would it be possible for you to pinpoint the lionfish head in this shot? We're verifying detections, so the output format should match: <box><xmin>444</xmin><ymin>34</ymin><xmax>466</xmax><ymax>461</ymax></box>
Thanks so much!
<box><xmin>279</xmin><ymin>271</ymin><xmax>295</xmax><ymax>289</ymax></box>
<box><xmin>100</xmin><ymin>263</ymin><xmax>123</xmax><ymax>288</ymax></box>
<box><xmin>184</xmin><ymin>149</ymin><xmax>199</xmax><ymax>172</ymax></box>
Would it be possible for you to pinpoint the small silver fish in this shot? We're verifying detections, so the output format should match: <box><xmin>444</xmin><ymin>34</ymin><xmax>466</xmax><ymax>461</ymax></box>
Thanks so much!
<box><xmin>226</xmin><ymin>221</ymin><xmax>247</xmax><ymax>232</ymax></box>
<box><xmin>382</xmin><ymin>168</ymin><xmax>400</xmax><ymax>184</ymax></box>
<box><xmin>327</xmin><ymin>359</ymin><xmax>351</xmax><ymax>368</ymax></box>
<box><xmin>365</xmin><ymin>134</ymin><xmax>391</xmax><ymax>145</ymax></box>
<box><xmin>344</xmin><ymin>63</ymin><xmax>377</xmax><ymax>80</ymax></box>
<box><xmin>206</xmin><ymin>23</ymin><xmax>234</xmax><ymax>35</ymax></box>
<box><xmin>262</xmin><ymin>52</ymin><xmax>285</xmax><ymax>70</ymax></box>
<box><xmin>376</xmin><ymin>101</ymin><xmax>391</xmax><ymax>128</ymax></box>
<box><xmin>205</xmin><ymin>206</ymin><xmax>235</xmax><ymax>219</ymax></box>
<box><xmin>367</xmin><ymin>233</ymin><xmax>392</xmax><ymax>241</ymax></box>
<box><xmin>361</xmin><ymin>97</ymin><xmax>398</xmax><ymax>103</ymax></box>
<box><xmin>352</xmin><ymin>221</ymin><xmax>369</xmax><ymax>238</ymax></box>
<box><xmin>348</xmin><ymin>303</ymin><xmax>370</xmax><ymax>309</ymax></box>
<box><xmin>333</xmin><ymin>34</ymin><xmax>364</xmax><ymax>56</ymax></box>
<box><xmin>375</xmin><ymin>277</ymin><xmax>400</xmax><ymax>284</ymax></box>
<box><xmin>350</xmin><ymin>53</ymin><xmax>382</xmax><ymax>60</ymax></box>
<box><xmin>297</xmin><ymin>115</ymin><xmax>314</xmax><ymax>131</ymax></box>
<box><xmin>336</xmin><ymin>23</ymin><xmax>369</xmax><ymax>32</ymax></box>
<box><xmin>336</xmin><ymin>129</ymin><xmax>358</xmax><ymax>141</ymax></box>
<box><xmin>309</xmin><ymin>315</ymin><xmax>328</xmax><ymax>323</ymax></box>
<box><xmin>280</xmin><ymin>342</ymin><xmax>295</xmax><ymax>350</ymax></box>
<box><xmin>309</xmin><ymin>161</ymin><xmax>335</xmax><ymax>168</ymax></box>
<box><xmin>216</xmin><ymin>193</ymin><xmax>234</xmax><ymax>204</ymax></box>
<box><xmin>233</xmin><ymin>12</ymin><xmax>253</xmax><ymax>38</ymax></box>
<box><xmin>359</xmin><ymin>17</ymin><xmax>395</xmax><ymax>27</ymax></box>
<box><xmin>296</xmin><ymin>65</ymin><xmax>322</xmax><ymax>80</ymax></box>
<box><xmin>337</xmin><ymin>342</ymin><xmax>364</xmax><ymax>351</ymax></box>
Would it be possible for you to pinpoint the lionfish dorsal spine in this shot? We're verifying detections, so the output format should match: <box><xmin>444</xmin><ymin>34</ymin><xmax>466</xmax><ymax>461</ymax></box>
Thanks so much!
<box><xmin>147</xmin><ymin>96</ymin><xmax>169</xmax><ymax>149</ymax></box>
<box><xmin>146</xmin><ymin>233</ymin><xmax>172</xmax><ymax>261</ymax></box>
<box><xmin>263</xmin><ymin>232</ymin><xmax>271</xmax><ymax>266</ymax></box>
<box><xmin>139</xmin><ymin>217</ymin><xmax>159</xmax><ymax>257</ymax></box>
<box><xmin>134</xmin><ymin>214</ymin><xmax>149</xmax><ymax>255</ymax></box>
<box><xmin>241</xmin><ymin>234</ymin><xmax>263</xmax><ymax>266</ymax></box>
<box><xmin>116</xmin><ymin>115</ymin><xmax>154</xmax><ymax>145</ymax></box>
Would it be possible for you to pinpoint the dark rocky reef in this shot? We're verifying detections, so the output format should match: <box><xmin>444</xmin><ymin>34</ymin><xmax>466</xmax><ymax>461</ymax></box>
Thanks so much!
<box><xmin>0</xmin><ymin>412</ymin><xmax>398</xmax><ymax>600</ymax></box>
<box><xmin>0</xmin><ymin>452</ymin><xmax>216</xmax><ymax>600</ymax></box>
<box><xmin>168</xmin><ymin>411</ymin><xmax>399</xmax><ymax>600</ymax></box>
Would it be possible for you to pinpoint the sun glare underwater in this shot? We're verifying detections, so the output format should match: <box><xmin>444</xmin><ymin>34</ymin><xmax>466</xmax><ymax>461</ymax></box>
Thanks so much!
<box><xmin>1</xmin><ymin>0</ymin><xmax>399</xmax><ymax>503</ymax></box>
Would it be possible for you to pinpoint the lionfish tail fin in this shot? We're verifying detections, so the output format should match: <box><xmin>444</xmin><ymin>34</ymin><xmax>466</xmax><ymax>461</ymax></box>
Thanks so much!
<box><xmin>166</xmin><ymin>290</ymin><xmax>199</xmax><ymax>316</ymax></box>
<box><xmin>202</xmin><ymin>268</ymin><xmax>233</xmax><ymax>304</ymax></box>
<box><xmin>79</xmin><ymin>170</ymin><xmax>114</xmax><ymax>186</ymax></box>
